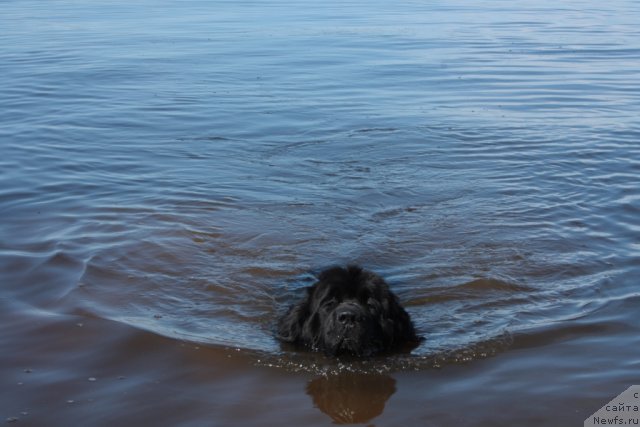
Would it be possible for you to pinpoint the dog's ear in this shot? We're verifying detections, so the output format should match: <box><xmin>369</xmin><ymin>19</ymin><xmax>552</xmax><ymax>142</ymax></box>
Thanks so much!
<box><xmin>276</xmin><ymin>297</ymin><xmax>310</xmax><ymax>343</ymax></box>
<box><xmin>381</xmin><ymin>294</ymin><xmax>420</xmax><ymax>347</ymax></box>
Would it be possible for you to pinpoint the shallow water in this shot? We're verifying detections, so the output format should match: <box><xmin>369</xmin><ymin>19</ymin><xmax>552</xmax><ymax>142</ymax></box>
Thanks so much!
<box><xmin>1</xmin><ymin>0</ymin><xmax>640</xmax><ymax>425</ymax></box>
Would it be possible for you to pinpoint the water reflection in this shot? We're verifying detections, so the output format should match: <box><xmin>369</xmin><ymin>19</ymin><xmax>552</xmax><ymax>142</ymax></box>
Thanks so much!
<box><xmin>306</xmin><ymin>372</ymin><xmax>396</xmax><ymax>424</ymax></box>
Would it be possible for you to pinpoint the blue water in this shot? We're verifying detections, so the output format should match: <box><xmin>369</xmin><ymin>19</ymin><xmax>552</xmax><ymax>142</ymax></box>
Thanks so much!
<box><xmin>1</xmin><ymin>0</ymin><xmax>639</xmax><ymax>425</ymax></box>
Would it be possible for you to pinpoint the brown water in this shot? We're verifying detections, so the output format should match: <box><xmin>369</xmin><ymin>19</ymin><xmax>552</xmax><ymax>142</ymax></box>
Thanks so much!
<box><xmin>1</xmin><ymin>0</ymin><xmax>640</xmax><ymax>425</ymax></box>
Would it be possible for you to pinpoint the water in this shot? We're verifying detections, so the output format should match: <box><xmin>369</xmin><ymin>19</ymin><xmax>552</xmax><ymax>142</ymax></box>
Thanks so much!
<box><xmin>1</xmin><ymin>0</ymin><xmax>639</xmax><ymax>425</ymax></box>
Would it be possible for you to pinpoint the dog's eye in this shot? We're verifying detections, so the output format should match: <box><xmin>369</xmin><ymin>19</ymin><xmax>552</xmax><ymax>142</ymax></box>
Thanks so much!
<box><xmin>366</xmin><ymin>298</ymin><xmax>379</xmax><ymax>312</ymax></box>
<box><xmin>322</xmin><ymin>298</ymin><xmax>337</xmax><ymax>309</ymax></box>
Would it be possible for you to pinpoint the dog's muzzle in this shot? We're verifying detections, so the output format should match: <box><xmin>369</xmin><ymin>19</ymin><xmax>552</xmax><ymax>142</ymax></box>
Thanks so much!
<box><xmin>325</xmin><ymin>301</ymin><xmax>376</xmax><ymax>356</ymax></box>
<box><xmin>335</xmin><ymin>301</ymin><xmax>365</xmax><ymax>327</ymax></box>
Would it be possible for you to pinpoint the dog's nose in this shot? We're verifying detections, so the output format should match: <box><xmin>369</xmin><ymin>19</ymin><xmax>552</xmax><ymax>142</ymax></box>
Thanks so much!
<box><xmin>336</xmin><ymin>306</ymin><xmax>360</xmax><ymax>325</ymax></box>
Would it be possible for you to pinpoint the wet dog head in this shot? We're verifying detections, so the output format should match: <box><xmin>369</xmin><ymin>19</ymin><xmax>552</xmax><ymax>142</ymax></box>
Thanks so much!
<box><xmin>277</xmin><ymin>265</ymin><xmax>420</xmax><ymax>357</ymax></box>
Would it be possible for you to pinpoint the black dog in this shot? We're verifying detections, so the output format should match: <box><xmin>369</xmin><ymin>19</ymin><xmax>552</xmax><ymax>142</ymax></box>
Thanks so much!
<box><xmin>277</xmin><ymin>265</ymin><xmax>421</xmax><ymax>357</ymax></box>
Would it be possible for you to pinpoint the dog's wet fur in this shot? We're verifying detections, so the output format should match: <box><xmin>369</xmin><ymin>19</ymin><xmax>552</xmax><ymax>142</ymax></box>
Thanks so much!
<box><xmin>277</xmin><ymin>265</ymin><xmax>421</xmax><ymax>357</ymax></box>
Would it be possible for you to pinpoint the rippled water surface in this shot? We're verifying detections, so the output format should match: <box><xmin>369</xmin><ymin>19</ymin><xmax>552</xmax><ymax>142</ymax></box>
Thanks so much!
<box><xmin>2</xmin><ymin>0</ymin><xmax>639</xmax><ymax>425</ymax></box>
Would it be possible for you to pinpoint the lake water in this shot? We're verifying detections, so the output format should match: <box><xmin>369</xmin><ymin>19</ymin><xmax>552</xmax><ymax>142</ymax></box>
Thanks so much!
<box><xmin>1</xmin><ymin>0</ymin><xmax>639</xmax><ymax>425</ymax></box>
